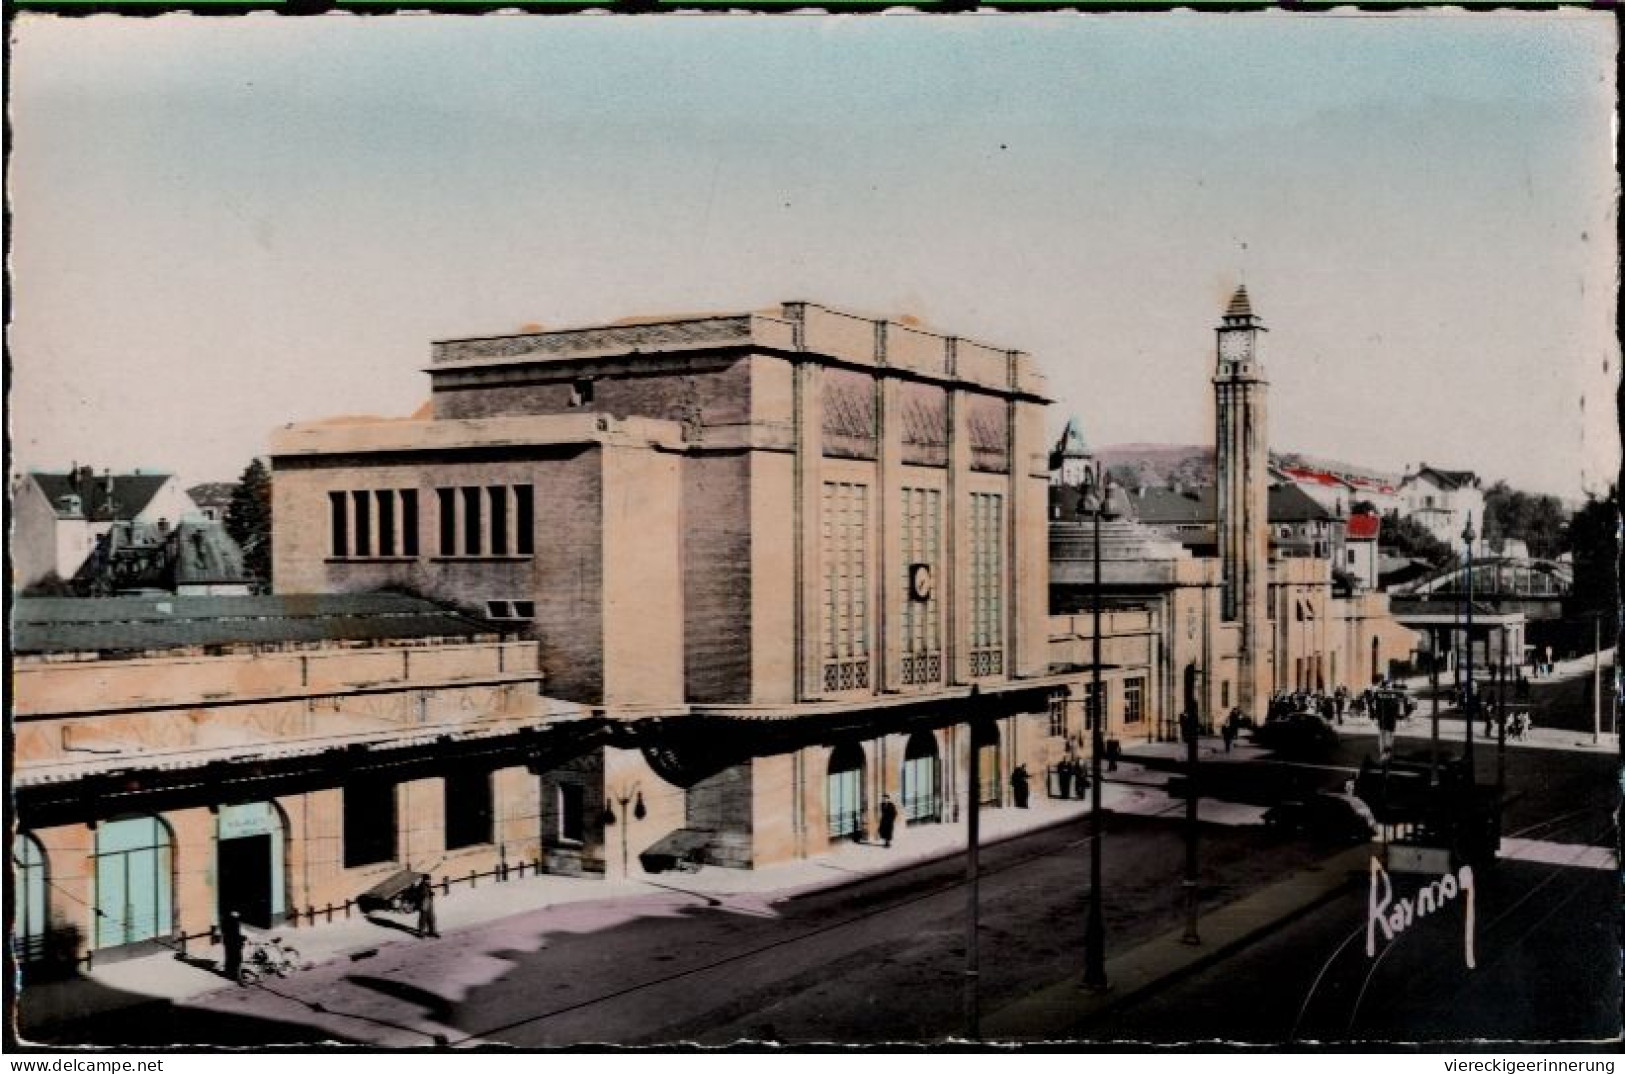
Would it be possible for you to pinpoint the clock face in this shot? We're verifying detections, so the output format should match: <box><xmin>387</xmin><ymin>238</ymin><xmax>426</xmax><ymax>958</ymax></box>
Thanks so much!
<box><xmin>1218</xmin><ymin>331</ymin><xmax>1252</xmax><ymax>363</ymax></box>
<box><xmin>909</xmin><ymin>563</ymin><xmax>934</xmax><ymax>602</ymax></box>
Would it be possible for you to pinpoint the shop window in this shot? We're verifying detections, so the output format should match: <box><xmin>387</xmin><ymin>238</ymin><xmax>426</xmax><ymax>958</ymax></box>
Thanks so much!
<box><xmin>558</xmin><ymin>784</ymin><xmax>586</xmax><ymax>845</ymax></box>
<box><xmin>343</xmin><ymin>781</ymin><xmax>397</xmax><ymax>868</ymax></box>
<box><xmin>445</xmin><ymin>771</ymin><xmax>494</xmax><ymax>851</ymax></box>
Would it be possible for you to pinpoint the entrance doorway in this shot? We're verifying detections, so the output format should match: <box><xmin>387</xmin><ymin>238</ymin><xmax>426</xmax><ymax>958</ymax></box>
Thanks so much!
<box><xmin>218</xmin><ymin>835</ymin><xmax>273</xmax><ymax>927</ymax></box>
<box><xmin>826</xmin><ymin>743</ymin><xmax>867</xmax><ymax>841</ymax></box>
<box><xmin>901</xmin><ymin>732</ymin><xmax>941</xmax><ymax>823</ymax></box>
<box><xmin>216</xmin><ymin>801</ymin><xmax>286</xmax><ymax>928</ymax></box>
<box><xmin>93</xmin><ymin>816</ymin><xmax>173</xmax><ymax>950</ymax></box>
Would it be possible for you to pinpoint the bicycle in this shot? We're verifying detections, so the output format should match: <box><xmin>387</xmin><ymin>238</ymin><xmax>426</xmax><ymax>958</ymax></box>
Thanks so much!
<box><xmin>237</xmin><ymin>935</ymin><xmax>302</xmax><ymax>986</ymax></box>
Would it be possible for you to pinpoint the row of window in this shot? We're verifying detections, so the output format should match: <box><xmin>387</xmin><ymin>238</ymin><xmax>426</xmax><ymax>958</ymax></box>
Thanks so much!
<box><xmin>1046</xmin><ymin>677</ymin><xmax>1147</xmax><ymax>737</ymax></box>
<box><xmin>329</xmin><ymin>485</ymin><xmax>535</xmax><ymax>559</ymax></box>
<box><xmin>342</xmin><ymin>771</ymin><xmax>584</xmax><ymax>869</ymax></box>
<box><xmin>820</xmin><ymin>482</ymin><xmax>1007</xmax><ymax>693</ymax></box>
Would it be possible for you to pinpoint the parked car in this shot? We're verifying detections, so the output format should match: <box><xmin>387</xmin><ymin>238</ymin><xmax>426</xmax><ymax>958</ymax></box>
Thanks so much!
<box><xmin>1263</xmin><ymin>792</ymin><xmax>1378</xmax><ymax>844</ymax></box>
<box><xmin>1251</xmin><ymin>712</ymin><xmax>1338</xmax><ymax>755</ymax></box>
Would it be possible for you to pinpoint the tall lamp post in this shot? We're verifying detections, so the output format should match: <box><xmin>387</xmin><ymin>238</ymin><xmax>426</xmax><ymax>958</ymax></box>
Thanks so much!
<box><xmin>602</xmin><ymin>783</ymin><xmax>645</xmax><ymax>877</ymax></box>
<box><xmin>1462</xmin><ymin>515</ymin><xmax>1476</xmax><ymax>772</ymax></box>
<box><xmin>1078</xmin><ymin>465</ymin><xmax>1123</xmax><ymax>992</ymax></box>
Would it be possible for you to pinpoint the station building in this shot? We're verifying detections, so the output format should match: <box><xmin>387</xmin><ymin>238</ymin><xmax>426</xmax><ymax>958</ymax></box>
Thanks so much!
<box><xmin>270</xmin><ymin>304</ymin><xmax>1122</xmax><ymax>882</ymax></box>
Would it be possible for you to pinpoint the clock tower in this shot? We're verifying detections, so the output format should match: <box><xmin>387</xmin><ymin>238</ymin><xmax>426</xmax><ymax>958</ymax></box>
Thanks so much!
<box><xmin>1213</xmin><ymin>285</ymin><xmax>1271</xmax><ymax>723</ymax></box>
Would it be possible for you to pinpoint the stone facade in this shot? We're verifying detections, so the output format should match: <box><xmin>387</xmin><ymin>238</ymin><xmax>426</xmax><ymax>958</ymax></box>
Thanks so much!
<box><xmin>270</xmin><ymin>303</ymin><xmax>1091</xmax><ymax>877</ymax></box>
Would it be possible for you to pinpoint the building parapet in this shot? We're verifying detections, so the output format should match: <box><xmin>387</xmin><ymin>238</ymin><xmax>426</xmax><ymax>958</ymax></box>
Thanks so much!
<box><xmin>271</xmin><ymin>412</ymin><xmax>688</xmax><ymax>457</ymax></box>
<box><xmin>427</xmin><ymin>303</ymin><xmax>1049</xmax><ymax>400</ymax></box>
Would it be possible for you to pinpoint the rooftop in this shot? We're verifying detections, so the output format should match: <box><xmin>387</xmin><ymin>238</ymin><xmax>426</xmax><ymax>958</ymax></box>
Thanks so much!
<box><xmin>11</xmin><ymin>593</ymin><xmax>500</xmax><ymax>656</ymax></box>
<box><xmin>29</xmin><ymin>470</ymin><xmax>173</xmax><ymax>521</ymax></box>
<box><xmin>427</xmin><ymin>302</ymin><xmax>1049</xmax><ymax>400</ymax></box>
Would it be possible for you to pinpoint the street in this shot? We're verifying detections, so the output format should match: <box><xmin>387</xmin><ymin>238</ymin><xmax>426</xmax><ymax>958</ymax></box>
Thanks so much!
<box><xmin>31</xmin><ymin>714</ymin><xmax>1617</xmax><ymax>1047</ymax></box>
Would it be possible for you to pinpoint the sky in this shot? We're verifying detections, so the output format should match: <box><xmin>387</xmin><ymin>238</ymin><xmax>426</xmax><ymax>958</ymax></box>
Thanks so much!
<box><xmin>7</xmin><ymin>13</ymin><xmax>1619</xmax><ymax>501</ymax></box>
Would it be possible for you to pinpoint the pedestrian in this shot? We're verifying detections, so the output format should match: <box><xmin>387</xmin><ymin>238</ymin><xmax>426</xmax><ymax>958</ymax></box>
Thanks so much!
<box><xmin>1105</xmin><ymin>739</ymin><xmax>1121</xmax><ymax>772</ymax></box>
<box><xmin>1334</xmin><ymin>686</ymin><xmax>1347</xmax><ymax>725</ymax></box>
<box><xmin>1057</xmin><ymin>758</ymin><xmax>1075</xmax><ymax>799</ymax></box>
<box><xmin>1010</xmin><ymin>764</ymin><xmax>1031</xmax><ymax>808</ymax></box>
<box><xmin>221</xmin><ymin>909</ymin><xmax>245</xmax><ymax>982</ymax></box>
<box><xmin>878</xmin><ymin>795</ymin><xmax>898</xmax><ymax>847</ymax></box>
<box><xmin>416</xmin><ymin>875</ymin><xmax>439</xmax><ymax>938</ymax></box>
<box><xmin>1221</xmin><ymin>720</ymin><xmax>1235</xmax><ymax>753</ymax></box>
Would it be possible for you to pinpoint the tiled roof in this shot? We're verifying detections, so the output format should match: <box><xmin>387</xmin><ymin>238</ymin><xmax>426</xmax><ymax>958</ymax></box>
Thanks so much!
<box><xmin>1123</xmin><ymin>483</ymin><xmax>1333</xmax><ymax>525</ymax></box>
<box><xmin>1281</xmin><ymin>466</ymin><xmax>1352</xmax><ymax>490</ymax></box>
<box><xmin>1269</xmin><ymin>483</ymin><xmax>1333</xmax><ymax>523</ymax></box>
<box><xmin>30</xmin><ymin>471</ymin><xmax>173</xmax><ymax>521</ymax></box>
<box><xmin>186</xmin><ymin>482</ymin><xmax>237</xmax><ymax>510</ymax></box>
<box><xmin>11</xmin><ymin>594</ymin><xmax>494</xmax><ymax>654</ymax></box>
<box><xmin>1225</xmin><ymin>286</ymin><xmax>1254</xmax><ymax>319</ymax></box>
<box><xmin>1347</xmin><ymin>513</ymin><xmax>1381</xmax><ymax>540</ymax></box>
<box><xmin>1408</xmin><ymin>465</ymin><xmax>1479</xmax><ymax>491</ymax></box>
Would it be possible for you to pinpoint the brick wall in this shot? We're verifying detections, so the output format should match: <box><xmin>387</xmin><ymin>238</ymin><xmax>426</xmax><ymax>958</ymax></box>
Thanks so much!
<box><xmin>682</xmin><ymin>453</ymin><xmax>753</xmax><ymax>702</ymax></box>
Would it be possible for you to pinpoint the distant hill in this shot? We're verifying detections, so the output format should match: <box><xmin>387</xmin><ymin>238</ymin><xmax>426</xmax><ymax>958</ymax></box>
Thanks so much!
<box><xmin>1094</xmin><ymin>443</ymin><xmax>1399</xmax><ymax>491</ymax></box>
<box><xmin>1095</xmin><ymin>444</ymin><xmax>1214</xmax><ymax>489</ymax></box>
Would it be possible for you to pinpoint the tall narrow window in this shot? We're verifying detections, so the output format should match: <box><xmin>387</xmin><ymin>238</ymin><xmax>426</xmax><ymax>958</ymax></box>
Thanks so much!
<box><xmin>514</xmin><ymin>485</ymin><xmax>534</xmax><ymax>555</ymax></box>
<box><xmin>329</xmin><ymin>492</ymin><xmax>349</xmax><ymax>557</ymax></box>
<box><xmin>488</xmin><ymin>487</ymin><xmax>509</xmax><ymax>555</ymax></box>
<box><xmin>444</xmin><ymin>771</ymin><xmax>494</xmax><ymax>850</ymax></box>
<box><xmin>1124</xmin><ymin>678</ymin><xmax>1145</xmax><ymax>725</ymax></box>
<box><xmin>462</xmin><ymin>487</ymin><xmax>482</xmax><ymax>556</ymax></box>
<box><xmin>401</xmin><ymin>489</ymin><xmax>419</xmax><ymax>556</ymax></box>
<box><xmin>558</xmin><ymin>784</ymin><xmax>585</xmax><ymax>844</ymax></box>
<box><xmin>376</xmin><ymin>490</ymin><xmax>396</xmax><ymax>556</ymax></box>
<box><xmin>970</xmin><ymin>492</ymin><xmax>1005</xmax><ymax>676</ymax></box>
<box><xmin>351</xmin><ymin>491</ymin><xmax>372</xmax><ymax>557</ymax></box>
<box><xmin>343</xmin><ymin>781</ymin><xmax>396</xmax><ymax>868</ymax></box>
<box><xmin>900</xmin><ymin>487</ymin><xmax>943</xmax><ymax>685</ymax></box>
<box><xmin>437</xmin><ymin>489</ymin><xmax>456</xmax><ymax>555</ymax></box>
<box><xmin>821</xmin><ymin>481</ymin><xmax>870</xmax><ymax>693</ymax></box>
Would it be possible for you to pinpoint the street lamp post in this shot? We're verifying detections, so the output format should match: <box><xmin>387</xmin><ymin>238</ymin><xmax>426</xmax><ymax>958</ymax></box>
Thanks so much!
<box><xmin>1463</xmin><ymin>515</ymin><xmax>1476</xmax><ymax>772</ymax></box>
<box><xmin>603</xmin><ymin>783</ymin><xmax>645</xmax><ymax>877</ymax></box>
<box><xmin>1497</xmin><ymin>624</ymin><xmax>1507</xmax><ymax>812</ymax></box>
<box><xmin>1592</xmin><ymin>613</ymin><xmax>1602</xmax><ymax>745</ymax></box>
<box><xmin>1429</xmin><ymin>626</ymin><xmax>1441</xmax><ymax>787</ymax></box>
<box><xmin>1077</xmin><ymin>465</ymin><xmax>1121</xmax><ymax>992</ymax></box>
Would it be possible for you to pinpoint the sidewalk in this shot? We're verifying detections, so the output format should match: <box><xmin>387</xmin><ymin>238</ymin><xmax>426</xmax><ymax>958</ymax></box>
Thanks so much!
<box><xmin>22</xmin><ymin>784</ymin><xmax>1159</xmax><ymax>1038</ymax></box>
<box><xmin>980</xmin><ymin>843</ymin><xmax>1371</xmax><ymax>1041</ymax></box>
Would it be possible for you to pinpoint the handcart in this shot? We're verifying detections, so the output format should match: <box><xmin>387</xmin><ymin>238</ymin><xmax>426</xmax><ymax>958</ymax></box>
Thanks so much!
<box><xmin>357</xmin><ymin>869</ymin><xmax>429</xmax><ymax>915</ymax></box>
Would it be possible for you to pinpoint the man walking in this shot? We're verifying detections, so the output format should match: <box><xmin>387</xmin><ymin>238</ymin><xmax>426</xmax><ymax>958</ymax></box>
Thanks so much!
<box><xmin>416</xmin><ymin>875</ymin><xmax>439</xmax><ymax>939</ymax></box>
<box><xmin>221</xmin><ymin>910</ymin><xmax>245</xmax><ymax>982</ymax></box>
<box><xmin>877</xmin><ymin>795</ymin><xmax>899</xmax><ymax>847</ymax></box>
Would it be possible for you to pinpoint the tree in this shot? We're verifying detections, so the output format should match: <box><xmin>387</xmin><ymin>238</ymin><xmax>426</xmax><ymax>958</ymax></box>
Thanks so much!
<box><xmin>1483</xmin><ymin>479</ymin><xmax>1568</xmax><ymax>559</ymax></box>
<box><xmin>1380</xmin><ymin>510</ymin><xmax>1457</xmax><ymax>570</ymax></box>
<box><xmin>225</xmin><ymin>459</ymin><xmax>273</xmax><ymax>587</ymax></box>
<box><xmin>1564</xmin><ymin>487</ymin><xmax>1617</xmax><ymax>618</ymax></box>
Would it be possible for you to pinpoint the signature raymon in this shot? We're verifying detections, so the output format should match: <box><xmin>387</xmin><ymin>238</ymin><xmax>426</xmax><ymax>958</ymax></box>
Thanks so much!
<box><xmin>1367</xmin><ymin>856</ymin><xmax>1477</xmax><ymax>969</ymax></box>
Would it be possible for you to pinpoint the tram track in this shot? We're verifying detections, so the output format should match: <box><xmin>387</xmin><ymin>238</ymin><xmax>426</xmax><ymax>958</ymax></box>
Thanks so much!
<box><xmin>1289</xmin><ymin>804</ymin><xmax>1615</xmax><ymax>1043</ymax></box>
<box><xmin>441</xmin><ymin>814</ymin><xmax>1121</xmax><ymax>1045</ymax></box>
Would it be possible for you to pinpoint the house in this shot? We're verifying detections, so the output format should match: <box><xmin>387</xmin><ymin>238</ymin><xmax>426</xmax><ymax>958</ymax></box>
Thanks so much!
<box><xmin>1344</xmin><ymin>510</ymin><xmax>1381</xmax><ymax>591</ymax></box>
<box><xmin>186</xmin><ymin>481</ymin><xmax>237</xmax><ymax>523</ymax></box>
<box><xmin>1120</xmin><ymin>483</ymin><xmax>1346</xmax><ymax>563</ymax></box>
<box><xmin>73</xmin><ymin>518</ymin><xmax>254</xmax><ymax>597</ymax></box>
<box><xmin>1400</xmin><ymin>464</ymin><xmax>1484</xmax><ymax>546</ymax></box>
<box><xmin>10</xmin><ymin>467</ymin><xmax>201</xmax><ymax>592</ymax></box>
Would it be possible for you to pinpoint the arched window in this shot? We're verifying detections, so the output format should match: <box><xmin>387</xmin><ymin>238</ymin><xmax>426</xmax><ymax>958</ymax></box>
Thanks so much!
<box><xmin>901</xmin><ymin>732</ymin><xmax>942</xmax><ymax>823</ymax></box>
<box><xmin>826</xmin><ymin>743</ymin><xmax>867</xmax><ymax>841</ymax></box>
<box><xmin>93</xmin><ymin>816</ymin><xmax>173</xmax><ymax>950</ymax></box>
<box><xmin>13</xmin><ymin>835</ymin><xmax>48</xmax><ymax>962</ymax></box>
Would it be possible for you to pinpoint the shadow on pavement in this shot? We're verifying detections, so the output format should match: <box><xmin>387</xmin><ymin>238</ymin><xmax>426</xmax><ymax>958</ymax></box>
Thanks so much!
<box><xmin>15</xmin><ymin>973</ymin><xmax>357</xmax><ymax>1048</ymax></box>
